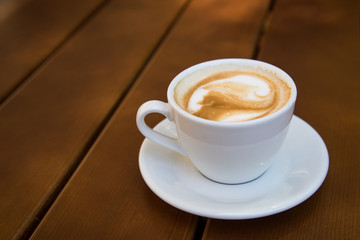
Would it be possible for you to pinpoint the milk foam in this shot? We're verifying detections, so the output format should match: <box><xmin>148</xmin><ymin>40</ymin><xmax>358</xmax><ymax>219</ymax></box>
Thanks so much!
<box><xmin>187</xmin><ymin>75</ymin><xmax>271</xmax><ymax>115</ymax></box>
<box><xmin>174</xmin><ymin>65</ymin><xmax>292</xmax><ymax>122</ymax></box>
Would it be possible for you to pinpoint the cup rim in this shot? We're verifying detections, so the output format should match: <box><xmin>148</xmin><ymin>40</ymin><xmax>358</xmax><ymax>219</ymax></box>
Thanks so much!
<box><xmin>167</xmin><ymin>58</ymin><xmax>297</xmax><ymax>127</ymax></box>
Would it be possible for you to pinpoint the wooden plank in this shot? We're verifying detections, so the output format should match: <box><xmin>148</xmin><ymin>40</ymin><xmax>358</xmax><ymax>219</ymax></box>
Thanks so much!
<box><xmin>0</xmin><ymin>0</ymin><xmax>188</xmax><ymax>239</ymax></box>
<box><xmin>204</xmin><ymin>0</ymin><xmax>360</xmax><ymax>239</ymax></box>
<box><xmin>30</xmin><ymin>0</ymin><xmax>271</xmax><ymax>239</ymax></box>
<box><xmin>0</xmin><ymin>0</ymin><xmax>106</xmax><ymax>103</ymax></box>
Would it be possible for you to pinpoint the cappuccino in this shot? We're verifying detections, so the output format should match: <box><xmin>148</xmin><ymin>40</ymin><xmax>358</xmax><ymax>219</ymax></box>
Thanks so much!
<box><xmin>138</xmin><ymin>59</ymin><xmax>297</xmax><ymax>183</ymax></box>
<box><xmin>174</xmin><ymin>65</ymin><xmax>292</xmax><ymax>122</ymax></box>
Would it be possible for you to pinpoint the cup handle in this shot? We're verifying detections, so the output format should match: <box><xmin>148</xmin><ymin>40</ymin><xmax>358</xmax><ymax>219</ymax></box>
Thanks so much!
<box><xmin>136</xmin><ymin>100</ymin><xmax>187</xmax><ymax>156</ymax></box>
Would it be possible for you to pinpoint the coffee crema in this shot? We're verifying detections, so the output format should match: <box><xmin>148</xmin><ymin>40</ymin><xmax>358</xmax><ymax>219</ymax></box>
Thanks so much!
<box><xmin>174</xmin><ymin>65</ymin><xmax>292</xmax><ymax>122</ymax></box>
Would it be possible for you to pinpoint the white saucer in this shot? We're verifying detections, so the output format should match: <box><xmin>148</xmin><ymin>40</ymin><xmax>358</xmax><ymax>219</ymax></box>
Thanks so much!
<box><xmin>139</xmin><ymin>116</ymin><xmax>329</xmax><ymax>219</ymax></box>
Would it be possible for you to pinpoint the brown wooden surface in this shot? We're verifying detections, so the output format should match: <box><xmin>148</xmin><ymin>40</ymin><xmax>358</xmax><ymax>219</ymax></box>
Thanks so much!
<box><xmin>0</xmin><ymin>0</ymin><xmax>359</xmax><ymax>239</ymax></box>
<box><xmin>0</xmin><ymin>0</ymin><xmax>105</xmax><ymax>102</ymax></box>
<box><xmin>0</xmin><ymin>0</ymin><xmax>188</xmax><ymax>239</ymax></box>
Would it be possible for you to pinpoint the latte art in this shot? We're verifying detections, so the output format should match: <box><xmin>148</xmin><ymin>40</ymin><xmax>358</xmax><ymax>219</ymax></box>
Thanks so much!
<box><xmin>174</xmin><ymin>67</ymin><xmax>292</xmax><ymax>122</ymax></box>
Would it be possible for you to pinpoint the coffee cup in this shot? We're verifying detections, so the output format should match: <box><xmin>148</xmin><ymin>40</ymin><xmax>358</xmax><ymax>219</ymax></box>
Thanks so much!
<box><xmin>137</xmin><ymin>59</ymin><xmax>297</xmax><ymax>184</ymax></box>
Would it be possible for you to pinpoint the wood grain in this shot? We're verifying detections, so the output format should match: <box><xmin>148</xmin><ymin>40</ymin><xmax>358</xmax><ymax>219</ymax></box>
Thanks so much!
<box><xmin>204</xmin><ymin>0</ymin><xmax>360</xmax><ymax>239</ymax></box>
<box><xmin>0</xmin><ymin>0</ymin><xmax>187</xmax><ymax>239</ymax></box>
<box><xmin>30</xmin><ymin>0</ymin><xmax>271</xmax><ymax>239</ymax></box>
<box><xmin>0</xmin><ymin>0</ymin><xmax>105</xmax><ymax>103</ymax></box>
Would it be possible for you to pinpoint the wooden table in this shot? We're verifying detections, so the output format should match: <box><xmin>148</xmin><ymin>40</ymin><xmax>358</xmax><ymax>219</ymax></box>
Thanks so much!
<box><xmin>0</xmin><ymin>0</ymin><xmax>359</xmax><ymax>239</ymax></box>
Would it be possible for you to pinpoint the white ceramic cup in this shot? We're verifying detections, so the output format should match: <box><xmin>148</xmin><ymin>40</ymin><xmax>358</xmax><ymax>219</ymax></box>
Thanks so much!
<box><xmin>137</xmin><ymin>59</ymin><xmax>297</xmax><ymax>184</ymax></box>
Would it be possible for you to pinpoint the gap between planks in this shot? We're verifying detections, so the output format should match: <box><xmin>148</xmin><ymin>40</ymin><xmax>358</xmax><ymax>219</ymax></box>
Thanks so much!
<box><xmin>252</xmin><ymin>0</ymin><xmax>277</xmax><ymax>59</ymax></box>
